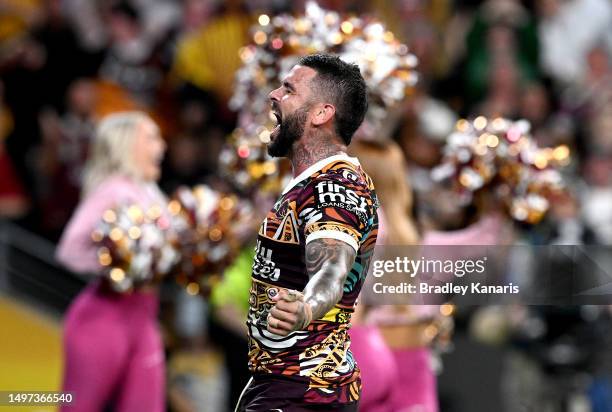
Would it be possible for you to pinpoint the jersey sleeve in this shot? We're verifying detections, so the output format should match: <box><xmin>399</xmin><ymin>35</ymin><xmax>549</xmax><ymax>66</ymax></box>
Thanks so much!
<box><xmin>297</xmin><ymin>171</ymin><xmax>377</xmax><ymax>252</ymax></box>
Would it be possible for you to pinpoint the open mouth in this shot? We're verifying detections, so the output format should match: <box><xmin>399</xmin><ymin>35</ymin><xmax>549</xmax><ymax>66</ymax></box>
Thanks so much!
<box><xmin>271</xmin><ymin>111</ymin><xmax>282</xmax><ymax>140</ymax></box>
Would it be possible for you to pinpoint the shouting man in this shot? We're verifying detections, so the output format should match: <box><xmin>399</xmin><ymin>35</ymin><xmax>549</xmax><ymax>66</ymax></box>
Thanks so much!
<box><xmin>237</xmin><ymin>54</ymin><xmax>379</xmax><ymax>411</ymax></box>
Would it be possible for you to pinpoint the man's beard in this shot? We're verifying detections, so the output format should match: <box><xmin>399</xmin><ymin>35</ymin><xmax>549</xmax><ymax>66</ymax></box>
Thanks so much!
<box><xmin>267</xmin><ymin>106</ymin><xmax>309</xmax><ymax>157</ymax></box>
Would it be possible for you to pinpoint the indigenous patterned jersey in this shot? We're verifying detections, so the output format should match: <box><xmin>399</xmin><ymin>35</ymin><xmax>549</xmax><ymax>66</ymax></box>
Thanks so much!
<box><xmin>247</xmin><ymin>154</ymin><xmax>379</xmax><ymax>404</ymax></box>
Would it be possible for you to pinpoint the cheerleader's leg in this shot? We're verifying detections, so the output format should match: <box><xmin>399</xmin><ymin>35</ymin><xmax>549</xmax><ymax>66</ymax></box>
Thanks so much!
<box><xmin>61</xmin><ymin>289</ymin><xmax>129</xmax><ymax>412</ymax></box>
<box><xmin>114</xmin><ymin>301</ymin><xmax>165</xmax><ymax>412</ymax></box>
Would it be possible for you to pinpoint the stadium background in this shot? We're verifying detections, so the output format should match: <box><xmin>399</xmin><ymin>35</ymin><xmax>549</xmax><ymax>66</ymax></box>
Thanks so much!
<box><xmin>0</xmin><ymin>0</ymin><xmax>611</xmax><ymax>411</ymax></box>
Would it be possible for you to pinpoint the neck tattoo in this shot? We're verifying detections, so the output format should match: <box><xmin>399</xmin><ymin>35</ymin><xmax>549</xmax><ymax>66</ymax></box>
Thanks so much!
<box><xmin>289</xmin><ymin>131</ymin><xmax>346</xmax><ymax>176</ymax></box>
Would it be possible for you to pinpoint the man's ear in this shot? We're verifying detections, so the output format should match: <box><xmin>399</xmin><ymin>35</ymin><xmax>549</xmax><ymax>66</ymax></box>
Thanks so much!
<box><xmin>311</xmin><ymin>103</ymin><xmax>335</xmax><ymax>126</ymax></box>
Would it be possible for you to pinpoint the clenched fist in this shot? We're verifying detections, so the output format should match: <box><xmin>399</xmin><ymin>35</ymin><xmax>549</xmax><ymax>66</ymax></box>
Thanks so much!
<box><xmin>266</xmin><ymin>289</ymin><xmax>313</xmax><ymax>336</ymax></box>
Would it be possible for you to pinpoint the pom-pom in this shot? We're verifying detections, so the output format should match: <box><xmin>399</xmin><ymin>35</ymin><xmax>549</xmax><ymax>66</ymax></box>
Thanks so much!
<box><xmin>221</xmin><ymin>1</ymin><xmax>418</xmax><ymax>194</ymax></box>
<box><xmin>168</xmin><ymin>185</ymin><xmax>254</xmax><ymax>296</ymax></box>
<box><xmin>92</xmin><ymin>204</ymin><xmax>178</xmax><ymax>293</ymax></box>
<box><xmin>432</xmin><ymin>117</ymin><xmax>569</xmax><ymax>224</ymax></box>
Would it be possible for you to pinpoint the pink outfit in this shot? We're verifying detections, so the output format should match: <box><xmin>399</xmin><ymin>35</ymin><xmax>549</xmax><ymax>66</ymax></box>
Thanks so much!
<box><xmin>420</xmin><ymin>213</ymin><xmax>502</xmax><ymax>248</ymax></box>
<box><xmin>349</xmin><ymin>325</ymin><xmax>397</xmax><ymax>412</ymax></box>
<box><xmin>390</xmin><ymin>348</ymin><xmax>438</xmax><ymax>412</ymax></box>
<box><xmin>353</xmin><ymin>212</ymin><xmax>503</xmax><ymax>412</ymax></box>
<box><xmin>61</xmin><ymin>283</ymin><xmax>164</xmax><ymax>412</ymax></box>
<box><xmin>351</xmin><ymin>208</ymin><xmax>439</xmax><ymax>412</ymax></box>
<box><xmin>57</xmin><ymin>175</ymin><xmax>167</xmax><ymax>273</ymax></box>
<box><xmin>350</xmin><ymin>326</ymin><xmax>439</xmax><ymax>412</ymax></box>
<box><xmin>56</xmin><ymin>175</ymin><xmax>167</xmax><ymax>412</ymax></box>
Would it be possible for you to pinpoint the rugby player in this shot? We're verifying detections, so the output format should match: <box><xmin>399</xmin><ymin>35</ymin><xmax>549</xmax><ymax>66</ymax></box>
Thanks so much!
<box><xmin>236</xmin><ymin>54</ymin><xmax>379</xmax><ymax>412</ymax></box>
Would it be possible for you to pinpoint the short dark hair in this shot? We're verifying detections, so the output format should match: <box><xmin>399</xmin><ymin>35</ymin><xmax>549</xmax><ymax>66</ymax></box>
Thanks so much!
<box><xmin>298</xmin><ymin>54</ymin><xmax>367</xmax><ymax>145</ymax></box>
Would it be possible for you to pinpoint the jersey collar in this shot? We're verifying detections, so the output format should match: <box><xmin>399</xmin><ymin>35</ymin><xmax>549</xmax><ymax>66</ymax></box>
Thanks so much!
<box><xmin>281</xmin><ymin>153</ymin><xmax>360</xmax><ymax>195</ymax></box>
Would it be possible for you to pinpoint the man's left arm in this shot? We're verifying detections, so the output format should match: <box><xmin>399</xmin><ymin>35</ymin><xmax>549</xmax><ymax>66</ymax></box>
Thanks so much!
<box><xmin>266</xmin><ymin>238</ymin><xmax>356</xmax><ymax>336</ymax></box>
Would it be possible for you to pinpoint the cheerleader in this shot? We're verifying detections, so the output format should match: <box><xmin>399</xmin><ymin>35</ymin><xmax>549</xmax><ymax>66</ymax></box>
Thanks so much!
<box><xmin>349</xmin><ymin>139</ymin><xmax>441</xmax><ymax>412</ymax></box>
<box><xmin>56</xmin><ymin>112</ymin><xmax>167</xmax><ymax>412</ymax></box>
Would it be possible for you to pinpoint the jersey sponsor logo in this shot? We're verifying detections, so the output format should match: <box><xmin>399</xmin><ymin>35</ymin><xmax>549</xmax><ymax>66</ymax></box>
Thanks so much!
<box><xmin>315</xmin><ymin>181</ymin><xmax>368</xmax><ymax>220</ymax></box>
<box><xmin>252</xmin><ymin>239</ymin><xmax>281</xmax><ymax>281</ymax></box>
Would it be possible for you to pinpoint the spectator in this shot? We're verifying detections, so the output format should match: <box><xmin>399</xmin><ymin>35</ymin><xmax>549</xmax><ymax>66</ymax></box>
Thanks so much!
<box><xmin>171</xmin><ymin>0</ymin><xmax>252</xmax><ymax>113</ymax></box>
<box><xmin>537</xmin><ymin>0</ymin><xmax>612</xmax><ymax>86</ymax></box>
<box><xmin>580</xmin><ymin>155</ymin><xmax>612</xmax><ymax>245</ymax></box>
<box><xmin>37</xmin><ymin>78</ymin><xmax>97</xmax><ymax>239</ymax></box>
<box><xmin>464</xmin><ymin>0</ymin><xmax>539</xmax><ymax>109</ymax></box>
<box><xmin>0</xmin><ymin>78</ymin><xmax>29</xmax><ymax>219</ymax></box>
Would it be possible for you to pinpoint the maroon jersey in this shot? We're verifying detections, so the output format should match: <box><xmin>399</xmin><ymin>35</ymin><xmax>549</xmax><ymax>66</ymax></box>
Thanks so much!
<box><xmin>247</xmin><ymin>154</ymin><xmax>379</xmax><ymax>404</ymax></box>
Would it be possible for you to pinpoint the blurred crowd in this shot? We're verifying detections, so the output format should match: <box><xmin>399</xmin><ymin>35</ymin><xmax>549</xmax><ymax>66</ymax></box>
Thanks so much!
<box><xmin>1</xmin><ymin>0</ymin><xmax>611</xmax><ymax>243</ymax></box>
<box><xmin>1</xmin><ymin>0</ymin><xmax>611</xmax><ymax>411</ymax></box>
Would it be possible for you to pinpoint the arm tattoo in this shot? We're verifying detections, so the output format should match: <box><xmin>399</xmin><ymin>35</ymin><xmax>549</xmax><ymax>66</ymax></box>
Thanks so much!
<box><xmin>303</xmin><ymin>238</ymin><xmax>357</xmax><ymax>321</ymax></box>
